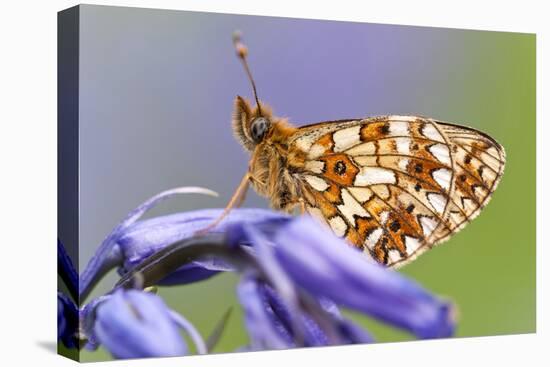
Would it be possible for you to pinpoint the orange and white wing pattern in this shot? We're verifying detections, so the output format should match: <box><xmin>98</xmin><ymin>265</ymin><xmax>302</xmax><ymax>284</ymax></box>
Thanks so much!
<box><xmin>289</xmin><ymin>116</ymin><xmax>505</xmax><ymax>268</ymax></box>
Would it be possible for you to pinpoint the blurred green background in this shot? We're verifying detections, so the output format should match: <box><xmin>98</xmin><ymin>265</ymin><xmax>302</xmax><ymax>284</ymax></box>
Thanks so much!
<box><xmin>71</xmin><ymin>5</ymin><xmax>535</xmax><ymax>362</ymax></box>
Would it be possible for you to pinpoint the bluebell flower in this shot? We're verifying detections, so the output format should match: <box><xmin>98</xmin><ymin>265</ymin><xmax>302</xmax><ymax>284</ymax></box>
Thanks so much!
<box><xmin>58</xmin><ymin>292</ymin><xmax>78</xmax><ymax>349</ymax></box>
<box><xmin>226</xmin><ymin>216</ymin><xmax>454</xmax><ymax>348</ymax></box>
<box><xmin>76</xmin><ymin>185</ymin><xmax>457</xmax><ymax>358</ymax></box>
<box><xmin>112</xmin><ymin>211</ymin><xmax>455</xmax><ymax>349</ymax></box>
<box><xmin>116</xmin><ymin>208</ymin><xmax>286</xmax><ymax>284</ymax></box>
<box><xmin>79</xmin><ymin>186</ymin><xmax>287</xmax><ymax>301</ymax></box>
<box><xmin>91</xmin><ymin>289</ymin><xmax>206</xmax><ymax>359</ymax></box>
<box><xmin>78</xmin><ymin>187</ymin><xmax>216</xmax><ymax>301</ymax></box>
<box><xmin>237</xmin><ymin>274</ymin><xmax>373</xmax><ymax>350</ymax></box>
<box><xmin>57</xmin><ymin>240</ymin><xmax>79</xmax><ymax>348</ymax></box>
<box><xmin>230</xmin><ymin>222</ymin><xmax>370</xmax><ymax>349</ymax></box>
<box><xmin>231</xmin><ymin>216</ymin><xmax>456</xmax><ymax>339</ymax></box>
<box><xmin>58</xmin><ymin>239</ymin><xmax>78</xmax><ymax>301</ymax></box>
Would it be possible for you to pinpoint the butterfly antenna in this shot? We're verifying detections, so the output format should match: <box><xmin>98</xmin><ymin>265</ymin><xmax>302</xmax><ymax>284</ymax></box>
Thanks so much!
<box><xmin>232</xmin><ymin>31</ymin><xmax>262</xmax><ymax>116</ymax></box>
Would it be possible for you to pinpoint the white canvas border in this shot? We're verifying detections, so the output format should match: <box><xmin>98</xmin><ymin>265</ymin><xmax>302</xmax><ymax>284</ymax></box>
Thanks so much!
<box><xmin>0</xmin><ymin>1</ymin><xmax>545</xmax><ymax>366</ymax></box>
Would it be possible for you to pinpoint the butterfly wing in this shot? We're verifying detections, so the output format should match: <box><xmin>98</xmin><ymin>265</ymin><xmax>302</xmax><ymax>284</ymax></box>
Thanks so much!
<box><xmin>289</xmin><ymin>115</ymin><xmax>505</xmax><ymax>267</ymax></box>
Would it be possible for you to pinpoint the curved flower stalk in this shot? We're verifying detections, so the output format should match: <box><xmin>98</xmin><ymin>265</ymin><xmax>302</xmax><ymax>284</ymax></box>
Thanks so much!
<box><xmin>62</xmin><ymin>186</ymin><xmax>457</xmax><ymax>359</ymax></box>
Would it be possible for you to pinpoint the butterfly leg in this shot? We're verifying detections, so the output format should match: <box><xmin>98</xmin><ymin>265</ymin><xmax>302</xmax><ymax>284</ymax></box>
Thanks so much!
<box><xmin>196</xmin><ymin>172</ymin><xmax>251</xmax><ymax>234</ymax></box>
<box><xmin>298</xmin><ymin>198</ymin><xmax>306</xmax><ymax>215</ymax></box>
<box><xmin>248</xmin><ymin>173</ymin><xmax>266</xmax><ymax>188</ymax></box>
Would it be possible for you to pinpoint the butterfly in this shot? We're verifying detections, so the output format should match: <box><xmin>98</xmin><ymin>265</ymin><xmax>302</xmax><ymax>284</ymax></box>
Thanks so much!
<box><xmin>220</xmin><ymin>32</ymin><xmax>505</xmax><ymax>268</ymax></box>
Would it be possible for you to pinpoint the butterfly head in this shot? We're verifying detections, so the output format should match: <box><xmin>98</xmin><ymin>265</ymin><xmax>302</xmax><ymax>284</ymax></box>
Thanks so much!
<box><xmin>232</xmin><ymin>95</ymin><xmax>274</xmax><ymax>151</ymax></box>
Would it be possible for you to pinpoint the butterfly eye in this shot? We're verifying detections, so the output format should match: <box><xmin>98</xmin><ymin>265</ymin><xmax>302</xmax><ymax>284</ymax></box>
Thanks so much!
<box><xmin>250</xmin><ymin>117</ymin><xmax>269</xmax><ymax>142</ymax></box>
